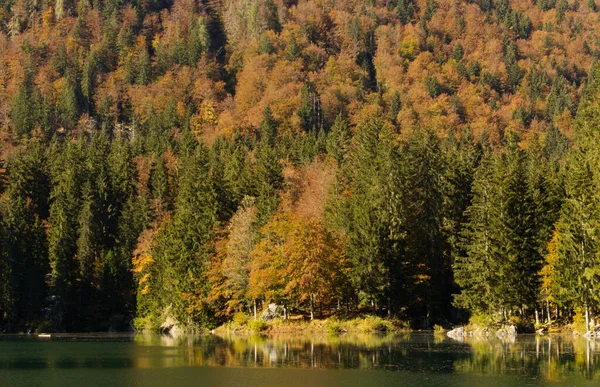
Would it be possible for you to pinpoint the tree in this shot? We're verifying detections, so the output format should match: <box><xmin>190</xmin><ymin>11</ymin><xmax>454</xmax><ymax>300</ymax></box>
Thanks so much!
<box><xmin>208</xmin><ymin>197</ymin><xmax>257</xmax><ymax>317</ymax></box>
<box><xmin>396</xmin><ymin>0</ymin><xmax>416</xmax><ymax>25</ymax></box>
<box><xmin>326</xmin><ymin>114</ymin><xmax>350</xmax><ymax>166</ymax></box>
<box><xmin>297</xmin><ymin>82</ymin><xmax>322</xmax><ymax>132</ymax></box>
<box><xmin>452</xmin><ymin>42</ymin><xmax>464</xmax><ymax>62</ymax></box>
<box><xmin>48</xmin><ymin>140</ymin><xmax>84</xmax><ymax>328</ymax></box>
<box><xmin>142</xmin><ymin>144</ymin><xmax>219</xmax><ymax>328</ymax></box>
<box><xmin>342</xmin><ymin>116</ymin><xmax>408</xmax><ymax>313</ymax></box>
<box><xmin>549</xmin><ymin>62</ymin><xmax>600</xmax><ymax>323</ymax></box>
<box><xmin>259</xmin><ymin>105</ymin><xmax>276</xmax><ymax>146</ymax></box>
<box><xmin>454</xmin><ymin>136</ymin><xmax>544</xmax><ymax>316</ymax></box>
<box><xmin>504</xmin><ymin>42</ymin><xmax>522</xmax><ymax>92</ymax></box>
<box><xmin>248</xmin><ymin>212</ymin><xmax>348</xmax><ymax>319</ymax></box>
<box><xmin>2</xmin><ymin>145</ymin><xmax>50</xmax><ymax>327</ymax></box>
<box><xmin>403</xmin><ymin>128</ymin><xmax>447</xmax><ymax>318</ymax></box>
<box><xmin>11</xmin><ymin>70</ymin><xmax>43</xmax><ymax>137</ymax></box>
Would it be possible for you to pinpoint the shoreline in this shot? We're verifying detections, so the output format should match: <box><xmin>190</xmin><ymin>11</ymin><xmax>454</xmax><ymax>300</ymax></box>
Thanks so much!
<box><xmin>211</xmin><ymin>315</ymin><xmax>412</xmax><ymax>337</ymax></box>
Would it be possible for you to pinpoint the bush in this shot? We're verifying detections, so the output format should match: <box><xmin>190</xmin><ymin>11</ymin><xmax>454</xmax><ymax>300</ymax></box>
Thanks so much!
<box><xmin>468</xmin><ymin>312</ymin><xmax>503</xmax><ymax>329</ymax></box>
<box><xmin>133</xmin><ymin>315</ymin><xmax>159</xmax><ymax>332</ymax></box>
<box><xmin>327</xmin><ymin>320</ymin><xmax>341</xmax><ymax>335</ymax></box>
<box><xmin>248</xmin><ymin>319</ymin><xmax>268</xmax><ymax>333</ymax></box>
<box><xmin>358</xmin><ymin>316</ymin><xmax>389</xmax><ymax>333</ymax></box>
<box><xmin>232</xmin><ymin>312</ymin><xmax>250</xmax><ymax>327</ymax></box>
<box><xmin>433</xmin><ymin>324</ymin><xmax>445</xmax><ymax>334</ymax></box>
<box><xmin>508</xmin><ymin>315</ymin><xmax>534</xmax><ymax>333</ymax></box>
<box><xmin>573</xmin><ymin>306</ymin><xmax>587</xmax><ymax>334</ymax></box>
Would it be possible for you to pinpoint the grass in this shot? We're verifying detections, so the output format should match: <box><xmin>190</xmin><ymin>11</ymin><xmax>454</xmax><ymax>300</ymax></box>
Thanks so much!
<box><xmin>214</xmin><ymin>314</ymin><xmax>411</xmax><ymax>336</ymax></box>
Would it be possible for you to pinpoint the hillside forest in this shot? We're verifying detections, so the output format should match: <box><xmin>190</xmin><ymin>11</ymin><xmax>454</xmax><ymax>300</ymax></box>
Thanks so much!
<box><xmin>1</xmin><ymin>0</ymin><xmax>600</xmax><ymax>332</ymax></box>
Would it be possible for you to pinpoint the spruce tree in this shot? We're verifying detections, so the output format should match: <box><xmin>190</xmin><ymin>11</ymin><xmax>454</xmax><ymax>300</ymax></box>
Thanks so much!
<box><xmin>344</xmin><ymin>117</ymin><xmax>407</xmax><ymax>312</ymax></box>
<box><xmin>149</xmin><ymin>144</ymin><xmax>219</xmax><ymax>327</ymax></box>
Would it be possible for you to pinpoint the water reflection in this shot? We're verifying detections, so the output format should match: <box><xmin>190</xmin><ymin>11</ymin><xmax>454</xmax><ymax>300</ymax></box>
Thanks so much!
<box><xmin>129</xmin><ymin>332</ymin><xmax>600</xmax><ymax>380</ymax></box>
<box><xmin>3</xmin><ymin>332</ymin><xmax>600</xmax><ymax>382</ymax></box>
<box><xmin>451</xmin><ymin>334</ymin><xmax>600</xmax><ymax>381</ymax></box>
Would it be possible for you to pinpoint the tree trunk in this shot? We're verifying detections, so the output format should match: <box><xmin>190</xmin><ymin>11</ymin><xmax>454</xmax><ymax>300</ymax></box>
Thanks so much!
<box><xmin>547</xmin><ymin>300</ymin><xmax>551</xmax><ymax>323</ymax></box>
<box><xmin>535</xmin><ymin>309</ymin><xmax>539</xmax><ymax>326</ymax></box>
<box><xmin>253</xmin><ymin>299</ymin><xmax>257</xmax><ymax>320</ymax></box>
<box><xmin>310</xmin><ymin>295</ymin><xmax>314</xmax><ymax>321</ymax></box>
<box><xmin>586</xmin><ymin>302</ymin><xmax>590</xmax><ymax>332</ymax></box>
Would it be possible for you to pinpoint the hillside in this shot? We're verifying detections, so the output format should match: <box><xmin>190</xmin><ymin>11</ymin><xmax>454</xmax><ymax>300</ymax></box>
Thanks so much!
<box><xmin>0</xmin><ymin>0</ymin><xmax>599</xmax><ymax>332</ymax></box>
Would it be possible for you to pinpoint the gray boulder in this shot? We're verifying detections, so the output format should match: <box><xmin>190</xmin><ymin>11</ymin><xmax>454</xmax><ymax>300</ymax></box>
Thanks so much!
<box><xmin>447</xmin><ymin>326</ymin><xmax>465</xmax><ymax>338</ymax></box>
<box><xmin>261</xmin><ymin>303</ymin><xmax>284</xmax><ymax>321</ymax></box>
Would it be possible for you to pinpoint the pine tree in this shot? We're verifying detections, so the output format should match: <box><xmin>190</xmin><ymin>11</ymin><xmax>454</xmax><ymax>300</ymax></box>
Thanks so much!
<box><xmin>297</xmin><ymin>82</ymin><xmax>322</xmax><ymax>132</ymax></box>
<box><xmin>11</xmin><ymin>70</ymin><xmax>43</xmax><ymax>137</ymax></box>
<box><xmin>254</xmin><ymin>122</ymin><xmax>282</xmax><ymax>226</ymax></box>
<box><xmin>454</xmin><ymin>152</ymin><xmax>504</xmax><ymax>313</ymax></box>
<box><xmin>440</xmin><ymin>128</ymin><xmax>482</xmax><ymax>312</ymax></box>
<box><xmin>396</xmin><ymin>0</ymin><xmax>416</xmax><ymax>25</ymax></box>
<box><xmin>403</xmin><ymin>128</ymin><xmax>447</xmax><ymax>317</ymax></box>
<box><xmin>259</xmin><ymin>105</ymin><xmax>276</xmax><ymax>146</ymax></box>
<box><xmin>3</xmin><ymin>158</ymin><xmax>49</xmax><ymax>327</ymax></box>
<box><xmin>148</xmin><ymin>145</ymin><xmax>219</xmax><ymax>327</ymax></box>
<box><xmin>326</xmin><ymin>114</ymin><xmax>350</xmax><ymax>166</ymax></box>
<box><xmin>452</xmin><ymin>42</ymin><xmax>464</xmax><ymax>62</ymax></box>
<box><xmin>551</xmin><ymin>63</ymin><xmax>600</xmax><ymax>314</ymax></box>
<box><xmin>47</xmin><ymin>140</ymin><xmax>84</xmax><ymax>328</ymax></box>
<box><xmin>286</xmin><ymin>35</ymin><xmax>302</xmax><ymax>61</ymax></box>
<box><xmin>343</xmin><ymin>116</ymin><xmax>407</xmax><ymax>312</ymax></box>
<box><xmin>504</xmin><ymin>42</ymin><xmax>522</xmax><ymax>92</ymax></box>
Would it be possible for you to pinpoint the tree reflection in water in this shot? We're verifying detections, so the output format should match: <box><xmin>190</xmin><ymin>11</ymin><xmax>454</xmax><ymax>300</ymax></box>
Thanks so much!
<box><xmin>127</xmin><ymin>332</ymin><xmax>600</xmax><ymax>381</ymax></box>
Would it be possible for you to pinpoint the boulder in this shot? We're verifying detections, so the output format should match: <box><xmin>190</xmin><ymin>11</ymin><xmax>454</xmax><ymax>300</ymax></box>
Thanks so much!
<box><xmin>447</xmin><ymin>326</ymin><xmax>465</xmax><ymax>338</ymax></box>
<box><xmin>160</xmin><ymin>316</ymin><xmax>183</xmax><ymax>337</ymax></box>
<box><xmin>261</xmin><ymin>303</ymin><xmax>284</xmax><ymax>321</ymax></box>
<box><xmin>496</xmin><ymin>324</ymin><xmax>517</xmax><ymax>338</ymax></box>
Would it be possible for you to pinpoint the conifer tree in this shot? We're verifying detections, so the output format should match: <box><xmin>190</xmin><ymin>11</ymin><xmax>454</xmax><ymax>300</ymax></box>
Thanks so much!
<box><xmin>326</xmin><ymin>114</ymin><xmax>350</xmax><ymax>166</ymax></box>
<box><xmin>343</xmin><ymin>116</ymin><xmax>407</xmax><ymax>312</ymax></box>
<box><xmin>551</xmin><ymin>63</ymin><xmax>600</xmax><ymax>317</ymax></box>
<box><xmin>47</xmin><ymin>140</ymin><xmax>84</xmax><ymax>327</ymax></box>
<box><xmin>149</xmin><ymin>145</ymin><xmax>219</xmax><ymax>327</ymax></box>
<box><xmin>3</xmin><ymin>156</ymin><xmax>49</xmax><ymax>326</ymax></box>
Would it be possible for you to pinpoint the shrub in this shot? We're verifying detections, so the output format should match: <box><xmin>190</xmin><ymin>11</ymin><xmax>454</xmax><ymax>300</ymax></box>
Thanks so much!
<box><xmin>468</xmin><ymin>312</ymin><xmax>503</xmax><ymax>329</ymax></box>
<box><xmin>327</xmin><ymin>320</ymin><xmax>341</xmax><ymax>335</ymax></box>
<box><xmin>358</xmin><ymin>316</ymin><xmax>389</xmax><ymax>333</ymax></box>
<box><xmin>508</xmin><ymin>315</ymin><xmax>534</xmax><ymax>333</ymax></box>
<box><xmin>433</xmin><ymin>324</ymin><xmax>445</xmax><ymax>334</ymax></box>
<box><xmin>248</xmin><ymin>319</ymin><xmax>268</xmax><ymax>333</ymax></box>
<box><xmin>573</xmin><ymin>306</ymin><xmax>587</xmax><ymax>334</ymax></box>
<box><xmin>232</xmin><ymin>312</ymin><xmax>250</xmax><ymax>327</ymax></box>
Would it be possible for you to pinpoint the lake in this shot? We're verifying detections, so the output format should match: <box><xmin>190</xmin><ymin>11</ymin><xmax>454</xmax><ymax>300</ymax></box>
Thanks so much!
<box><xmin>1</xmin><ymin>332</ymin><xmax>600</xmax><ymax>386</ymax></box>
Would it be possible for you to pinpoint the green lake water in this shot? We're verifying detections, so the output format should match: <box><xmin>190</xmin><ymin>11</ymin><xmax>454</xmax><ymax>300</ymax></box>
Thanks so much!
<box><xmin>1</xmin><ymin>332</ymin><xmax>600</xmax><ymax>386</ymax></box>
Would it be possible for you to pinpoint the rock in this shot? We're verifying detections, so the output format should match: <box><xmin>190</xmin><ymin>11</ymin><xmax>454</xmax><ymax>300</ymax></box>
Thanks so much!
<box><xmin>261</xmin><ymin>303</ymin><xmax>284</xmax><ymax>321</ymax></box>
<box><xmin>160</xmin><ymin>316</ymin><xmax>183</xmax><ymax>337</ymax></box>
<box><xmin>496</xmin><ymin>325</ymin><xmax>517</xmax><ymax>338</ymax></box>
<box><xmin>447</xmin><ymin>326</ymin><xmax>465</xmax><ymax>338</ymax></box>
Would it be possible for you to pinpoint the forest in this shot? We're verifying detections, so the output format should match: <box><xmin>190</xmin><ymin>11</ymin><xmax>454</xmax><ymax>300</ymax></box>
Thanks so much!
<box><xmin>0</xmin><ymin>0</ymin><xmax>599</xmax><ymax>332</ymax></box>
